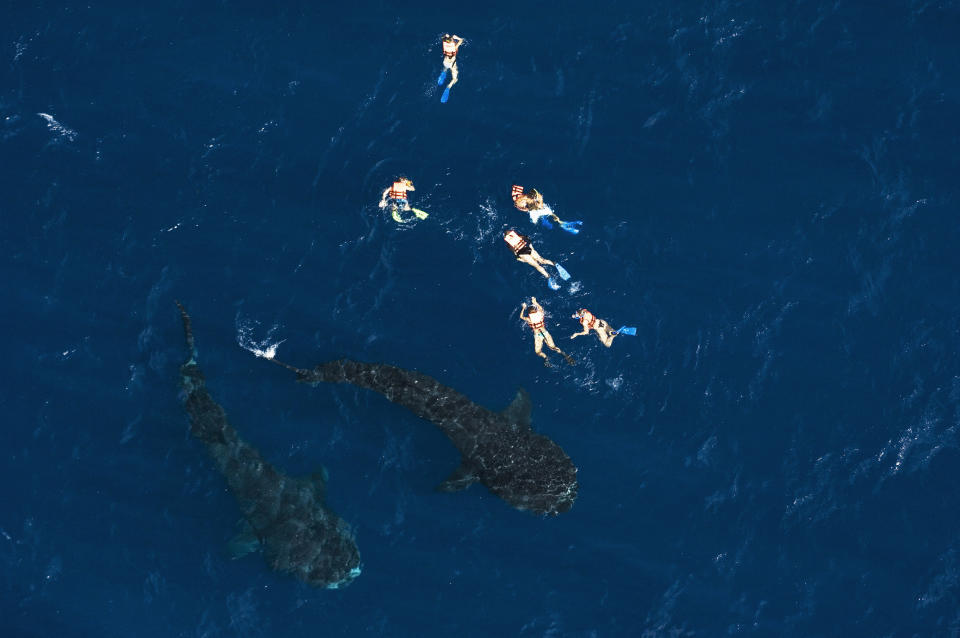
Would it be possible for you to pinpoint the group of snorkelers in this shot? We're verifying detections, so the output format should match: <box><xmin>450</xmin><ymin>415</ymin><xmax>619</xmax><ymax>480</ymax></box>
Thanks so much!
<box><xmin>504</xmin><ymin>188</ymin><xmax>633</xmax><ymax>367</ymax></box>
<box><xmin>377</xmin><ymin>34</ymin><xmax>634</xmax><ymax>368</ymax></box>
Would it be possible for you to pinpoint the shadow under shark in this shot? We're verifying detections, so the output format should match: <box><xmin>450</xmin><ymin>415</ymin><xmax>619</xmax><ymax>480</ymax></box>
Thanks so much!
<box><xmin>175</xmin><ymin>303</ymin><xmax>361</xmax><ymax>588</ymax></box>
<box><xmin>265</xmin><ymin>357</ymin><xmax>579</xmax><ymax>516</ymax></box>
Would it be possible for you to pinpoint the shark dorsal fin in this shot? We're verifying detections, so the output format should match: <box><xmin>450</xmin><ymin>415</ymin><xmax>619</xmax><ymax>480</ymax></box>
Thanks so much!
<box><xmin>501</xmin><ymin>387</ymin><xmax>532</xmax><ymax>430</ymax></box>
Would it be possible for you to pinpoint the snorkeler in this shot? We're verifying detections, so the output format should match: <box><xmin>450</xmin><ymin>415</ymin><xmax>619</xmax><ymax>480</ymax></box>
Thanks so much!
<box><xmin>437</xmin><ymin>34</ymin><xmax>465</xmax><ymax>103</ymax></box>
<box><xmin>511</xmin><ymin>185</ymin><xmax>583</xmax><ymax>234</ymax></box>
<box><xmin>379</xmin><ymin>177</ymin><xmax>428</xmax><ymax>223</ymax></box>
<box><xmin>520</xmin><ymin>297</ymin><xmax>575</xmax><ymax>368</ymax></box>
<box><xmin>502</xmin><ymin>229</ymin><xmax>571</xmax><ymax>290</ymax></box>
<box><xmin>570</xmin><ymin>308</ymin><xmax>619</xmax><ymax>347</ymax></box>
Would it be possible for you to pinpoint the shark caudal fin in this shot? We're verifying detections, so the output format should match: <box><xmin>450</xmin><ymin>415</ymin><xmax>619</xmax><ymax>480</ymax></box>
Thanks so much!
<box><xmin>175</xmin><ymin>300</ymin><xmax>197</xmax><ymax>364</ymax></box>
<box><xmin>175</xmin><ymin>302</ymin><xmax>228</xmax><ymax>445</ymax></box>
<box><xmin>257</xmin><ymin>355</ymin><xmax>349</xmax><ymax>385</ymax></box>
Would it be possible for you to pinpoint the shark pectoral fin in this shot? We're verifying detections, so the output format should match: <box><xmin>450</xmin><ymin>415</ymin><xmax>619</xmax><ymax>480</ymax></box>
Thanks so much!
<box><xmin>501</xmin><ymin>387</ymin><xmax>533</xmax><ymax>430</ymax></box>
<box><xmin>437</xmin><ymin>464</ymin><xmax>479</xmax><ymax>492</ymax></box>
<box><xmin>227</xmin><ymin>523</ymin><xmax>261</xmax><ymax>560</ymax></box>
<box><xmin>313</xmin><ymin>466</ymin><xmax>329</xmax><ymax>485</ymax></box>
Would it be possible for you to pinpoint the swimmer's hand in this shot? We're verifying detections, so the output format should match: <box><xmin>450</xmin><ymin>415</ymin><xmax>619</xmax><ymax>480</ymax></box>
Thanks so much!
<box><xmin>378</xmin><ymin>199</ymin><xmax>388</xmax><ymax>209</ymax></box>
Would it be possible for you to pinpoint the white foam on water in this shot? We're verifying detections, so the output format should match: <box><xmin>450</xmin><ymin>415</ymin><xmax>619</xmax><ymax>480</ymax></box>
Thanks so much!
<box><xmin>527</xmin><ymin>205</ymin><xmax>554</xmax><ymax>225</ymax></box>
<box><xmin>236</xmin><ymin>316</ymin><xmax>284</xmax><ymax>360</ymax></box>
<box><xmin>37</xmin><ymin>112</ymin><xmax>77</xmax><ymax>142</ymax></box>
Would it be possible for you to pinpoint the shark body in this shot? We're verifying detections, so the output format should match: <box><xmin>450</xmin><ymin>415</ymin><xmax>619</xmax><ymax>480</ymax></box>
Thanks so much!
<box><xmin>269</xmin><ymin>357</ymin><xmax>579</xmax><ymax>515</ymax></box>
<box><xmin>176</xmin><ymin>304</ymin><xmax>361</xmax><ymax>588</ymax></box>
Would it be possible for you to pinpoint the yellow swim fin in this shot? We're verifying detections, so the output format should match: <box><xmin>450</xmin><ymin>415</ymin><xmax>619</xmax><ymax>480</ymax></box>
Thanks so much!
<box><xmin>391</xmin><ymin>206</ymin><xmax>409</xmax><ymax>223</ymax></box>
<box><xmin>412</xmin><ymin>208</ymin><xmax>429</xmax><ymax>220</ymax></box>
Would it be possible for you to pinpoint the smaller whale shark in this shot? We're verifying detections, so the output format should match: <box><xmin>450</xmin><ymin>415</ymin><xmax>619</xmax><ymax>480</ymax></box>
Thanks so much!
<box><xmin>264</xmin><ymin>356</ymin><xmax>579</xmax><ymax>515</ymax></box>
<box><xmin>175</xmin><ymin>303</ymin><xmax>361</xmax><ymax>588</ymax></box>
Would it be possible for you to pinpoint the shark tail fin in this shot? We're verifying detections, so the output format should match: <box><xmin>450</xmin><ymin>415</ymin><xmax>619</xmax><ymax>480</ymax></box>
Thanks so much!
<box><xmin>175</xmin><ymin>302</ymin><xmax>228</xmax><ymax>445</ymax></box>
<box><xmin>260</xmin><ymin>356</ymin><xmax>347</xmax><ymax>385</ymax></box>
<box><xmin>175</xmin><ymin>300</ymin><xmax>197</xmax><ymax>363</ymax></box>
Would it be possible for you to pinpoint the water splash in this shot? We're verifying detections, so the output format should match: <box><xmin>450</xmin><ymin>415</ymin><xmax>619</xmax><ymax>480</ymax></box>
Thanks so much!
<box><xmin>37</xmin><ymin>113</ymin><xmax>77</xmax><ymax>142</ymax></box>
<box><xmin>236</xmin><ymin>316</ymin><xmax>285</xmax><ymax>360</ymax></box>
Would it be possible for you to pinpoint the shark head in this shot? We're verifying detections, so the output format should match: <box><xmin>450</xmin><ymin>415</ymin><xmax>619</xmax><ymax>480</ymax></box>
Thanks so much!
<box><xmin>263</xmin><ymin>514</ymin><xmax>362</xmax><ymax>589</ymax></box>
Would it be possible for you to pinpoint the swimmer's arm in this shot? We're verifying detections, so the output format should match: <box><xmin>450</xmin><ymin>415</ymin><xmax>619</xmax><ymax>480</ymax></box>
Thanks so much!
<box><xmin>378</xmin><ymin>187</ymin><xmax>390</xmax><ymax>208</ymax></box>
<box><xmin>519</xmin><ymin>303</ymin><xmax>529</xmax><ymax>320</ymax></box>
<box><xmin>570</xmin><ymin>325</ymin><xmax>589</xmax><ymax>339</ymax></box>
<box><xmin>453</xmin><ymin>35</ymin><xmax>465</xmax><ymax>46</ymax></box>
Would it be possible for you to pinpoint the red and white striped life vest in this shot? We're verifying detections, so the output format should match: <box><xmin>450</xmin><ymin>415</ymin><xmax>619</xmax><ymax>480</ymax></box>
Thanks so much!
<box><xmin>503</xmin><ymin>230</ymin><xmax>528</xmax><ymax>255</ymax></box>
<box><xmin>578</xmin><ymin>309</ymin><xmax>597</xmax><ymax>329</ymax></box>
<box><xmin>388</xmin><ymin>181</ymin><xmax>409</xmax><ymax>200</ymax></box>
<box><xmin>526</xmin><ymin>307</ymin><xmax>545</xmax><ymax>330</ymax></box>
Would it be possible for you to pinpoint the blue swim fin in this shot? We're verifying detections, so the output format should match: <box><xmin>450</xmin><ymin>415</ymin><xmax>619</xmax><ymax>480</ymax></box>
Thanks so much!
<box><xmin>560</xmin><ymin>220</ymin><xmax>583</xmax><ymax>234</ymax></box>
<box><xmin>440</xmin><ymin>87</ymin><xmax>451</xmax><ymax>103</ymax></box>
<box><xmin>539</xmin><ymin>217</ymin><xmax>554</xmax><ymax>229</ymax></box>
<box><xmin>547</xmin><ymin>277</ymin><xmax>560</xmax><ymax>290</ymax></box>
<box><xmin>555</xmin><ymin>263</ymin><xmax>571</xmax><ymax>281</ymax></box>
<box><xmin>616</xmin><ymin>326</ymin><xmax>637</xmax><ymax>336</ymax></box>
<box><xmin>438</xmin><ymin>69</ymin><xmax>448</xmax><ymax>86</ymax></box>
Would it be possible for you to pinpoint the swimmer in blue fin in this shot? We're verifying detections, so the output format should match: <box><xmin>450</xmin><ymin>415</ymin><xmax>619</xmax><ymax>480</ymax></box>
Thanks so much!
<box><xmin>503</xmin><ymin>230</ymin><xmax>569</xmax><ymax>287</ymax></box>
<box><xmin>511</xmin><ymin>185</ymin><xmax>583</xmax><ymax>234</ymax></box>
<box><xmin>570</xmin><ymin>308</ymin><xmax>627</xmax><ymax>347</ymax></box>
<box><xmin>521</xmin><ymin>297</ymin><xmax>575</xmax><ymax>368</ymax></box>
<box><xmin>380</xmin><ymin>177</ymin><xmax>428</xmax><ymax>223</ymax></box>
<box><xmin>439</xmin><ymin>34</ymin><xmax>465</xmax><ymax>103</ymax></box>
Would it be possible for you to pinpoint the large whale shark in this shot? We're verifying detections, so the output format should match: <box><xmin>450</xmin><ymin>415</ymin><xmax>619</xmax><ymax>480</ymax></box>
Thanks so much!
<box><xmin>175</xmin><ymin>303</ymin><xmax>361</xmax><ymax>588</ymax></box>
<box><xmin>264</xmin><ymin>356</ymin><xmax>579</xmax><ymax>515</ymax></box>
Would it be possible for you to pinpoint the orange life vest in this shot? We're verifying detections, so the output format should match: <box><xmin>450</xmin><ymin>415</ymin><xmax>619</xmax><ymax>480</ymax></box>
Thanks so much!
<box><xmin>578</xmin><ymin>309</ymin><xmax>596</xmax><ymax>329</ymax></box>
<box><xmin>503</xmin><ymin>230</ymin><xmax>528</xmax><ymax>255</ymax></box>
<box><xmin>442</xmin><ymin>40</ymin><xmax>458</xmax><ymax>58</ymax></box>
<box><xmin>388</xmin><ymin>181</ymin><xmax>409</xmax><ymax>200</ymax></box>
<box><xmin>511</xmin><ymin>185</ymin><xmax>524</xmax><ymax>202</ymax></box>
<box><xmin>526</xmin><ymin>308</ymin><xmax>545</xmax><ymax>330</ymax></box>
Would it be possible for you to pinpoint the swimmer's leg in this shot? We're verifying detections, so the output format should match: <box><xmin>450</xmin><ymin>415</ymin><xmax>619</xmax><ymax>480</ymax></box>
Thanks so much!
<box><xmin>448</xmin><ymin>62</ymin><xmax>459</xmax><ymax>88</ymax></box>
<box><xmin>544</xmin><ymin>332</ymin><xmax>576</xmax><ymax>365</ymax></box>
<box><xmin>598</xmin><ymin>329</ymin><xmax>616</xmax><ymax>347</ymax></box>
<box><xmin>534</xmin><ymin>333</ymin><xmax>550</xmax><ymax>366</ymax></box>
<box><xmin>529</xmin><ymin>248</ymin><xmax>555</xmax><ymax>267</ymax></box>
<box><xmin>532</xmin><ymin>262</ymin><xmax>551</xmax><ymax>279</ymax></box>
<box><xmin>519</xmin><ymin>255</ymin><xmax>551</xmax><ymax>279</ymax></box>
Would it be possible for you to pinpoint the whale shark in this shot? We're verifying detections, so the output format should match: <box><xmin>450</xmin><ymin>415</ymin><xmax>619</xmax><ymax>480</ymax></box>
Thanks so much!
<box><xmin>175</xmin><ymin>303</ymin><xmax>361</xmax><ymax>588</ymax></box>
<box><xmin>264</xmin><ymin>356</ymin><xmax>579</xmax><ymax>515</ymax></box>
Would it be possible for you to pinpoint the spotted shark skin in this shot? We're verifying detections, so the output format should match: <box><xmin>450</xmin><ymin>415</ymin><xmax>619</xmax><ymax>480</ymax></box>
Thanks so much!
<box><xmin>267</xmin><ymin>356</ymin><xmax>579</xmax><ymax>516</ymax></box>
<box><xmin>176</xmin><ymin>303</ymin><xmax>361</xmax><ymax>588</ymax></box>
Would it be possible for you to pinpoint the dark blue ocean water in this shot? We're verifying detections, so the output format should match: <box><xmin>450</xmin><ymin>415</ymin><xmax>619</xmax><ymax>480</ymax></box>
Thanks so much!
<box><xmin>3</xmin><ymin>1</ymin><xmax>960</xmax><ymax>635</ymax></box>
